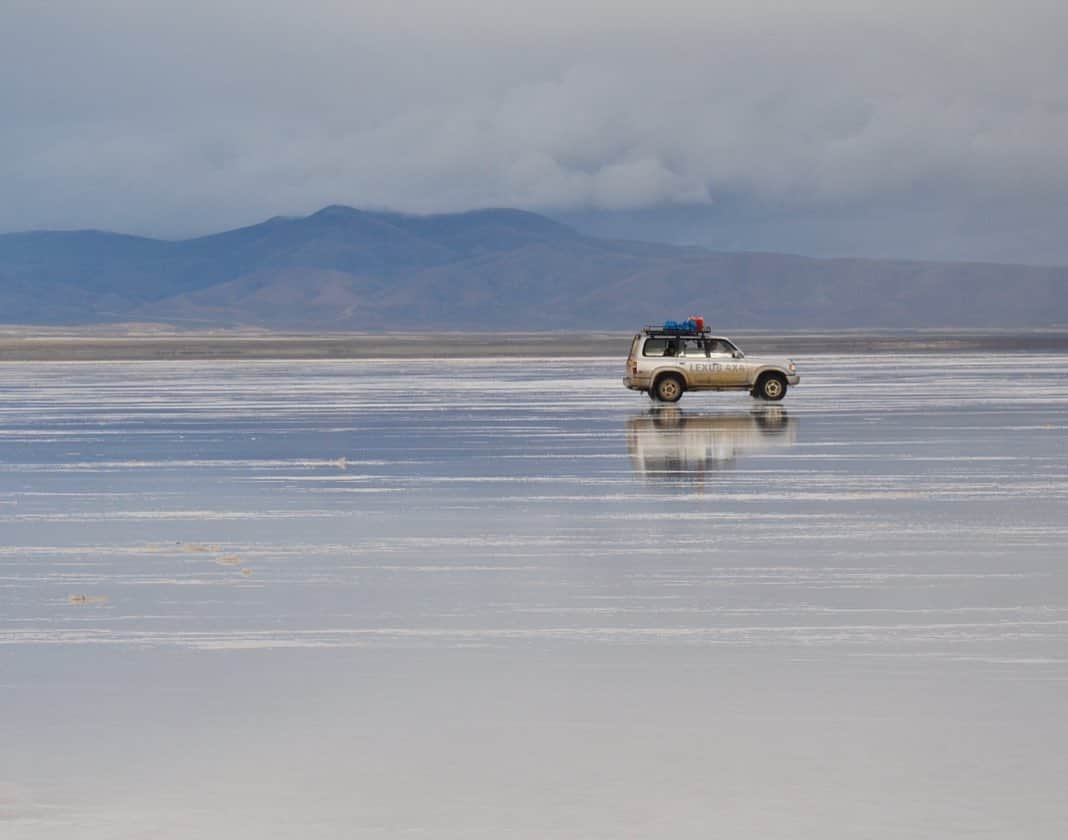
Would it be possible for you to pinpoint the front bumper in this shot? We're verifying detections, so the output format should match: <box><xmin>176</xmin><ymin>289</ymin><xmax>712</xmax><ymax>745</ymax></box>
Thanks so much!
<box><xmin>787</xmin><ymin>374</ymin><xmax>800</xmax><ymax>385</ymax></box>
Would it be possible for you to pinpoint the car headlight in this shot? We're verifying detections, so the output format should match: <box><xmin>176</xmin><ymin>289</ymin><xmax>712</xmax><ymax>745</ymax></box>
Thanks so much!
<box><xmin>788</xmin><ymin>362</ymin><xmax>797</xmax><ymax>373</ymax></box>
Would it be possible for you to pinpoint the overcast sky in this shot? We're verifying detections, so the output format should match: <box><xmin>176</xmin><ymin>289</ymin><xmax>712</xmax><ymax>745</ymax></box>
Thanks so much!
<box><xmin>3</xmin><ymin>0</ymin><xmax>1067</xmax><ymax>262</ymax></box>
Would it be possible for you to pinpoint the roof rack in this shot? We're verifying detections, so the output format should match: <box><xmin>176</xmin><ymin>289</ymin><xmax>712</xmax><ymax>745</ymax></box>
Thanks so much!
<box><xmin>642</xmin><ymin>324</ymin><xmax>712</xmax><ymax>336</ymax></box>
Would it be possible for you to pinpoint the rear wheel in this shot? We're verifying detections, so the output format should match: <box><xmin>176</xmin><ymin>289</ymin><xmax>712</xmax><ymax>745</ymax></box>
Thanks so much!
<box><xmin>755</xmin><ymin>373</ymin><xmax>787</xmax><ymax>401</ymax></box>
<box><xmin>654</xmin><ymin>375</ymin><xmax>684</xmax><ymax>403</ymax></box>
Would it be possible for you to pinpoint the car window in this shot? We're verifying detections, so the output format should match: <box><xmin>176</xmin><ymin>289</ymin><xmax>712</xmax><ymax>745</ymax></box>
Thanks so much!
<box><xmin>642</xmin><ymin>338</ymin><xmax>672</xmax><ymax>357</ymax></box>
<box><xmin>707</xmin><ymin>339</ymin><xmax>730</xmax><ymax>355</ymax></box>
<box><xmin>680</xmin><ymin>339</ymin><xmax>706</xmax><ymax>357</ymax></box>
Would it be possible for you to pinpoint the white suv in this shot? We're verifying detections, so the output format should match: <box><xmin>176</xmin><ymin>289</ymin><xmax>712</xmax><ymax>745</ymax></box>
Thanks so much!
<box><xmin>623</xmin><ymin>325</ymin><xmax>800</xmax><ymax>402</ymax></box>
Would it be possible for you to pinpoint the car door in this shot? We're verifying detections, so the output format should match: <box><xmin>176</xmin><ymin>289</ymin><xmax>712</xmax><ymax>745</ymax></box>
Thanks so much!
<box><xmin>677</xmin><ymin>337</ymin><xmax>711</xmax><ymax>387</ymax></box>
<box><xmin>706</xmin><ymin>338</ymin><xmax>749</xmax><ymax>387</ymax></box>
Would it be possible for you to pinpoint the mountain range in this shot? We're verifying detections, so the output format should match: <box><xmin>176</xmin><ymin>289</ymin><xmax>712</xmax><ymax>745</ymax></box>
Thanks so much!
<box><xmin>2</xmin><ymin>205</ymin><xmax>1066</xmax><ymax>329</ymax></box>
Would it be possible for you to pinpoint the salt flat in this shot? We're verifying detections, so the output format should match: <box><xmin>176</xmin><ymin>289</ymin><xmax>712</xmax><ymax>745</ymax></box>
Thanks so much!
<box><xmin>1</xmin><ymin>353</ymin><xmax>1066</xmax><ymax>838</ymax></box>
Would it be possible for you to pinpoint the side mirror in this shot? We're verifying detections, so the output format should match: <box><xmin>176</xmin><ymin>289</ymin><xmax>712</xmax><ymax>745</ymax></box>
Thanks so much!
<box><xmin>732</xmin><ymin>350</ymin><xmax>744</xmax><ymax>359</ymax></box>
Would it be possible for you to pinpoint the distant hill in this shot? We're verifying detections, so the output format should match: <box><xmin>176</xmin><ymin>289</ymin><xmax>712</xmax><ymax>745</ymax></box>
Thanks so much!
<box><xmin>2</xmin><ymin>205</ymin><xmax>1067</xmax><ymax>328</ymax></box>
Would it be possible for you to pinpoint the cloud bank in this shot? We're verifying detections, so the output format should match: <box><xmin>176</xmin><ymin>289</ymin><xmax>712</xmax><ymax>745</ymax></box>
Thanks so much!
<box><xmin>2</xmin><ymin>1</ymin><xmax>1067</xmax><ymax>261</ymax></box>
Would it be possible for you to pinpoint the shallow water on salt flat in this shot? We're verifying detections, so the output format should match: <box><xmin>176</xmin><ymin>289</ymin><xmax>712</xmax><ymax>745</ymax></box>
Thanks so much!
<box><xmin>2</xmin><ymin>353</ymin><xmax>1066</xmax><ymax>838</ymax></box>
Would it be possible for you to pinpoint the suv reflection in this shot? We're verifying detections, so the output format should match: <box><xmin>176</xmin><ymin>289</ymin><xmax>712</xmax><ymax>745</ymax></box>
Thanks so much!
<box><xmin>626</xmin><ymin>406</ymin><xmax>798</xmax><ymax>477</ymax></box>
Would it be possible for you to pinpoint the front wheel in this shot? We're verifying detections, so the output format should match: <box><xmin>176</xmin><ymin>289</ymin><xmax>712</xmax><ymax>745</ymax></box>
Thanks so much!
<box><xmin>654</xmin><ymin>375</ymin><xmax>684</xmax><ymax>403</ymax></box>
<box><xmin>755</xmin><ymin>373</ymin><xmax>787</xmax><ymax>401</ymax></box>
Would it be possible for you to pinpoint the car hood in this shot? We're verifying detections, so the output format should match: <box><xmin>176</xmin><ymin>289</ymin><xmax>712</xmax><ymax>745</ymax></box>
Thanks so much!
<box><xmin>743</xmin><ymin>354</ymin><xmax>796</xmax><ymax>369</ymax></box>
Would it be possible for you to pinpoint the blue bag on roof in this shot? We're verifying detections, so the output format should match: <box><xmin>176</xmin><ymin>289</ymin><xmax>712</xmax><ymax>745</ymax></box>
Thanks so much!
<box><xmin>663</xmin><ymin>319</ymin><xmax>698</xmax><ymax>332</ymax></box>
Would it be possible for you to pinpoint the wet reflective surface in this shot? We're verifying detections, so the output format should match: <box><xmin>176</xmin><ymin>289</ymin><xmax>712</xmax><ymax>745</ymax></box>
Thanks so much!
<box><xmin>627</xmin><ymin>405</ymin><xmax>798</xmax><ymax>479</ymax></box>
<box><xmin>2</xmin><ymin>354</ymin><xmax>1067</xmax><ymax>837</ymax></box>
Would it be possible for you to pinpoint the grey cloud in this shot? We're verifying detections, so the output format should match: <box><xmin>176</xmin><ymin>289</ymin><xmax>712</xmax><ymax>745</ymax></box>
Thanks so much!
<box><xmin>2</xmin><ymin>1</ymin><xmax>1067</xmax><ymax>261</ymax></box>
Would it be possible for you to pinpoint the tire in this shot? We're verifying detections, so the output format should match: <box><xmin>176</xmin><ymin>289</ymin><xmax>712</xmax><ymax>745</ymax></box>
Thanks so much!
<box><xmin>755</xmin><ymin>373</ymin><xmax>787</xmax><ymax>401</ymax></box>
<box><xmin>654</xmin><ymin>374</ymin><xmax>684</xmax><ymax>403</ymax></box>
<box><xmin>647</xmin><ymin>388</ymin><xmax>658</xmax><ymax>400</ymax></box>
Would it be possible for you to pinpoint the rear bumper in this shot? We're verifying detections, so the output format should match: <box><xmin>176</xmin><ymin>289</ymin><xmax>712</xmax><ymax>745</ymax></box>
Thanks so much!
<box><xmin>622</xmin><ymin>375</ymin><xmax>649</xmax><ymax>391</ymax></box>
